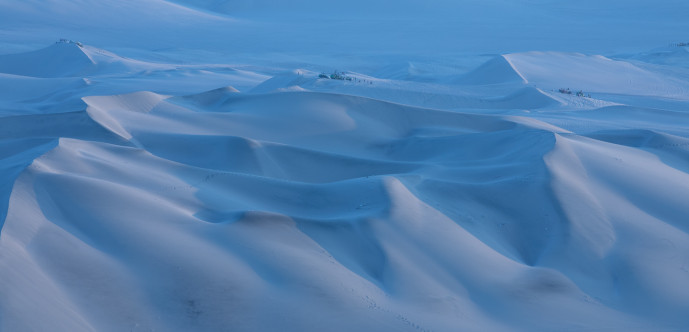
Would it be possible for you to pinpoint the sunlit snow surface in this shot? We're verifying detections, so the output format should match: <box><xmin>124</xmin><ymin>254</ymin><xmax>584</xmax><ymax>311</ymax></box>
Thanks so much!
<box><xmin>2</xmin><ymin>1</ymin><xmax>689</xmax><ymax>331</ymax></box>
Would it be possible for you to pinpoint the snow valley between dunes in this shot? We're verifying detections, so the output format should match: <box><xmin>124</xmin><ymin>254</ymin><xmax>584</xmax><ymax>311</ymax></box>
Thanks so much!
<box><xmin>2</xmin><ymin>1</ymin><xmax>689</xmax><ymax>331</ymax></box>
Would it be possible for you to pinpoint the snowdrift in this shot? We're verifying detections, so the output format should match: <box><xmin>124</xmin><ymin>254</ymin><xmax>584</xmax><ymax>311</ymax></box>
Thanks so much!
<box><xmin>2</xmin><ymin>82</ymin><xmax>689</xmax><ymax>330</ymax></box>
<box><xmin>503</xmin><ymin>52</ymin><xmax>689</xmax><ymax>98</ymax></box>
<box><xmin>0</xmin><ymin>43</ymin><xmax>270</xmax><ymax>116</ymax></box>
<box><xmin>3</xmin><ymin>0</ymin><xmax>689</xmax><ymax>327</ymax></box>
<box><xmin>0</xmin><ymin>41</ymin><xmax>159</xmax><ymax>78</ymax></box>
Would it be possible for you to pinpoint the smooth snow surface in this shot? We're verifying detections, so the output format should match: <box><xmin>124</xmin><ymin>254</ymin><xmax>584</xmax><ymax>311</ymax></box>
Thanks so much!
<box><xmin>2</xmin><ymin>1</ymin><xmax>689</xmax><ymax>331</ymax></box>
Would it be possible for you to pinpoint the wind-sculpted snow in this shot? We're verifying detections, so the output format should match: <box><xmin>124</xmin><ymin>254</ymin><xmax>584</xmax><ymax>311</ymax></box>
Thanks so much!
<box><xmin>2</xmin><ymin>80</ymin><xmax>689</xmax><ymax>330</ymax></box>
<box><xmin>504</xmin><ymin>52</ymin><xmax>689</xmax><ymax>98</ymax></box>
<box><xmin>2</xmin><ymin>40</ymin><xmax>689</xmax><ymax>331</ymax></box>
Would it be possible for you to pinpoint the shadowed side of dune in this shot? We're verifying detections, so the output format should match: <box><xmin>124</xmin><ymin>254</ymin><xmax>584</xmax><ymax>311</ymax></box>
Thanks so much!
<box><xmin>2</xmin><ymin>87</ymin><xmax>689</xmax><ymax>331</ymax></box>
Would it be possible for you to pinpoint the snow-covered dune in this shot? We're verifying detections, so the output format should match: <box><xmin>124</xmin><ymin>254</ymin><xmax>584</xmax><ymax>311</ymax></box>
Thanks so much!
<box><xmin>623</xmin><ymin>45</ymin><xmax>689</xmax><ymax>68</ymax></box>
<box><xmin>2</xmin><ymin>82</ymin><xmax>689</xmax><ymax>330</ymax></box>
<box><xmin>504</xmin><ymin>52</ymin><xmax>689</xmax><ymax>98</ymax></box>
<box><xmin>0</xmin><ymin>41</ymin><xmax>162</xmax><ymax>78</ymax></box>
<box><xmin>0</xmin><ymin>43</ymin><xmax>269</xmax><ymax>115</ymax></box>
<box><xmin>456</xmin><ymin>56</ymin><xmax>527</xmax><ymax>86</ymax></box>
<box><xmin>2</xmin><ymin>1</ymin><xmax>689</xmax><ymax>331</ymax></box>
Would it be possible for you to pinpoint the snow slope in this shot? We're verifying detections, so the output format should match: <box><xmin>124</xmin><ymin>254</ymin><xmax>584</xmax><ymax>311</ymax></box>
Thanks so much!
<box><xmin>2</xmin><ymin>1</ymin><xmax>689</xmax><ymax>331</ymax></box>
<box><xmin>2</xmin><ymin>76</ymin><xmax>689</xmax><ymax>330</ymax></box>
<box><xmin>0</xmin><ymin>41</ymin><xmax>163</xmax><ymax>78</ymax></box>
<box><xmin>504</xmin><ymin>52</ymin><xmax>689</xmax><ymax>98</ymax></box>
<box><xmin>622</xmin><ymin>45</ymin><xmax>689</xmax><ymax>68</ymax></box>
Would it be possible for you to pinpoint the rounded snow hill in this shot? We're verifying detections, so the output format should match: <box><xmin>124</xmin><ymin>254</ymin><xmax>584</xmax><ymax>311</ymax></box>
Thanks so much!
<box><xmin>503</xmin><ymin>52</ymin><xmax>689</xmax><ymax>98</ymax></box>
<box><xmin>0</xmin><ymin>41</ymin><xmax>161</xmax><ymax>78</ymax></box>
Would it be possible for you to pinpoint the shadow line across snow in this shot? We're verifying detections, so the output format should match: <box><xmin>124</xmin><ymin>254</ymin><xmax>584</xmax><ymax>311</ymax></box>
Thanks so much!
<box><xmin>1</xmin><ymin>88</ymin><xmax>689</xmax><ymax>331</ymax></box>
